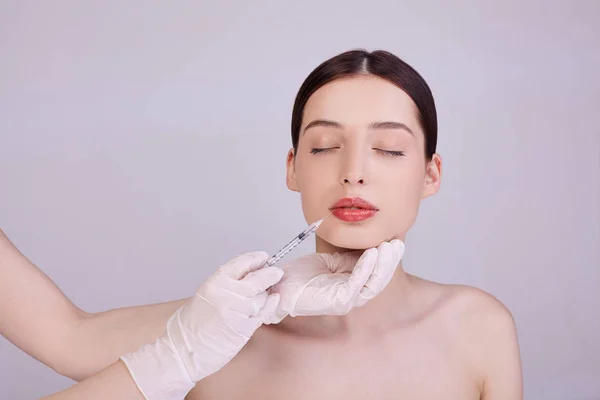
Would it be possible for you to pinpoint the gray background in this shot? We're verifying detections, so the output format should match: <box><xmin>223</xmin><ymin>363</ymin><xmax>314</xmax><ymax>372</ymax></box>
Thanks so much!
<box><xmin>1</xmin><ymin>1</ymin><xmax>599</xmax><ymax>399</ymax></box>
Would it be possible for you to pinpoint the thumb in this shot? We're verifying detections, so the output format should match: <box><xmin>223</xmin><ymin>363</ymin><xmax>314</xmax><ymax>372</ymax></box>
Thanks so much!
<box><xmin>338</xmin><ymin>248</ymin><xmax>378</xmax><ymax>304</ymax></box>
<box><xmin>346</xmin><ymin>248</ymin><xmax>378</xmax><ymax>290</ymax></box>
<box><xmin>252</xmin><ymin>293</ymin><xmax>281</xmax><ymax>325</ymax></box>
<box><xmin>356</xmin><ymin>240</ymin><xmax>403</xmax><ymax>304</ymax></box>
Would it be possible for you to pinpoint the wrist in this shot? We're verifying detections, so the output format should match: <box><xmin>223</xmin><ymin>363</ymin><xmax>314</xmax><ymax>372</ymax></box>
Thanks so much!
<box><xmin>120</xmin><ymin>330</ymin><xmax>194</xmax><ymax>400</ymax></box>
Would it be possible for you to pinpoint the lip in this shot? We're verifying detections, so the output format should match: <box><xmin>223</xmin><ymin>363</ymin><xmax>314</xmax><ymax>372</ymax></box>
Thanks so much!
<box><xmin>329</xmin><ymin>197</ymin><xmax>379</xmax><ymax>222</ymax></box>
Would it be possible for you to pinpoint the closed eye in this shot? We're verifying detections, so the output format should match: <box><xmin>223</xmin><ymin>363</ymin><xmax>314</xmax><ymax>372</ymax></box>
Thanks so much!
<box><xmin>311</xmin><ymin>147</ymin><xmax>339</xmax><ymax>154</ymax></box>
<box><xmin>374</xmin><ymin>149</ymin><xmax>405</xmax><ymax>157</ymax></box>
<box><xmin>311</xmin><ymin>147</ymin><xmax>405</xmax><ymax>156</ymax></box>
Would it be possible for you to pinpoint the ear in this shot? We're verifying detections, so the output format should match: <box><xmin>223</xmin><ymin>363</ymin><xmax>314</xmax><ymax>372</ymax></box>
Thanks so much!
<box><xmin>422</xmin><ymin>153</ymin><xmax>442</xmax><ymax>199</ymax></box>
<box><xmin>286</xmin><ymin>148</ymin><xmax>300</xmax><ymax>192</ymax></box>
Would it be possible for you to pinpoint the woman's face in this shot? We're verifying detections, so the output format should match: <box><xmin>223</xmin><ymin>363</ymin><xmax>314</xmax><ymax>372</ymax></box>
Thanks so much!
<box><xmin>286</xmin><ymin>75</ymin><xmax>441</xmax><ymax>252</ymax></box>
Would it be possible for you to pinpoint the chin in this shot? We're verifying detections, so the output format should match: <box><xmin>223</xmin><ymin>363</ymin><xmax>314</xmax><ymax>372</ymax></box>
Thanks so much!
<box><xmin>317</xmin><ymin>224</ymin><xmax>391</xmax><ymax>251</ymax></box>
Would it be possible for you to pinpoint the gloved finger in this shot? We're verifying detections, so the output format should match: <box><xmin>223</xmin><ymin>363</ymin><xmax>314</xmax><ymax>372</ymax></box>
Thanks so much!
<box><xmin>223</xmin><ymin>290</ymin><xmax>268</xmax><ymax>317</ymax></box>
<box><xmin>263</xmin><ymin>309</ymin><xmax>285</xmax><ymax>325</ymax></box>
<box><xmin>249</xmin><ymin>291</ymin><xmax>268</xmax><ymax>317</ymax></box>
<box><xmin>196</xmin><ymin>280</ymin><xmax>269</xmax><ymax>317</ymax></box>
<box><xmin>336</xmin><ymin>248</ymin><xmax>378</xmax><ymax>305</ymax></box>
<box><xmin>252</xmin><ymin>293</ymin><xmax>281</xmax><ymax>325</ymax></box>
<box><xmin>219</xmin><ymin>251</ymin><xmax>270</xmax><ymax>280</ymax></box>
<box><xmin>357</xmin><ymin>240</ymin><xmax>404</xmax><ymax>303</ymax></box>
<box><xmin>209</xmin><ymin>266</ymin><xmax>282</xmax><ymax>307</ymax></box>
<box><xmin>236</xmin><ymin>267</ymin><xmax>284</xmax><ymax>297</ymax></box>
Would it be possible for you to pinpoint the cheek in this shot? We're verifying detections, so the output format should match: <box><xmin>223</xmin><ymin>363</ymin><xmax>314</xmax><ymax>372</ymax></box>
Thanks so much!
<box><xmin>379</xmin><ymin>163</ymin><xmax>425</xmax><ymax>225</ymax></box>
<box><xmin>295</xmin><ymin>159</ymin><xmax>331</xmax><ymax>219</ymax></box>
<box><xmin>295</xmin><ymin>152</ymin><xmax>335</xmax><ymax>190</ymax></box>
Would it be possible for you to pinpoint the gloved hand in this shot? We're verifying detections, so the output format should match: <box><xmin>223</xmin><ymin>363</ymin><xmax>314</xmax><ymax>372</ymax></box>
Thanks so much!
<box><xmin>120</xmin><ymin>251</ymin><xmax>283</xmax><ymax>400</ymax></box>
<box><xmin>267</xmin><ymin>239</ymin><xmax>405</xmax><ymax>323</ymax></box>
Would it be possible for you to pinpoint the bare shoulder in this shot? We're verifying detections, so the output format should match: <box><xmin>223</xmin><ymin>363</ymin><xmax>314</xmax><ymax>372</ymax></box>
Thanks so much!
<box><xmin>428</xmin><ymin>280</ymin><xmax>519</xmax><ymax>350</ymax></box>
<box><xmin>413</xmin><ymin>278</ymin><xmax>522</xmax><ymax>398</ymax></box>
<box><xmin>410</xmin><ymin>277</ymin><xmax>515</xmax><ymax>325</ymax></box>
<box><xmin>445</xmin><ymin>283</ymin><xmax>515</xmax><ymax>327</ymax></box>
<box><xmin>451</xmin><ymin>284</ymin><xmax>520</xmax><ymax>365</ymax></box>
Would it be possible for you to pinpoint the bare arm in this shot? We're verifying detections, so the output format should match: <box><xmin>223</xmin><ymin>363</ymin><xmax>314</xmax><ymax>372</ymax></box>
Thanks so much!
<box><xmin>479</xmin><ymin>304</ymin><xmax>523</xmax><ymax>399</ymax></box>
<box><xmin>0</xmin><ymin>228</ymin><xmax>186</xmax><ymax>381</ymax></box>
<box><xmin>461</xmin><ymin>287</ymin><xmax>523</xmax><ymax>400</ymax></box>
<box><xmin>40</xmin><ymin>361</ymin><xmax>145</xmax><ymax>400</ymax></box>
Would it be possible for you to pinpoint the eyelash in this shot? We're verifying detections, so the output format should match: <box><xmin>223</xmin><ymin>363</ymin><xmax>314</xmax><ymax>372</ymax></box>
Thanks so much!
<box><xmin>310</xmin><ymin>148</ymin><xmax>405</xmax><ymax>157</ymax></box>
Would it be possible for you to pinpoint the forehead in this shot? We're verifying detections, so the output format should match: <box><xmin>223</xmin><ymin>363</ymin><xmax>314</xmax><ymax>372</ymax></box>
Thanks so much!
<box><xmin>302</xmin><ymin>75</ymin><xmax>420</xmax><ymax>129</ymax></box>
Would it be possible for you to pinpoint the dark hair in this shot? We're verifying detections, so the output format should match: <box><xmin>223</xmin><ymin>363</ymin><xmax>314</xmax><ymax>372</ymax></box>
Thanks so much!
<box><xmin>291</xmin><ymin>49</ymin><xmax>437</xmax><ymax>160</ymax></box>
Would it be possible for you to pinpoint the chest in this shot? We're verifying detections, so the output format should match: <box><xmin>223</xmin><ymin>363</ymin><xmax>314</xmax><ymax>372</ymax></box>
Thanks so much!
<box><xmin>187</xmin><ymin>327</ymin><xmax>480</xmax><ymax>400</ymax></box>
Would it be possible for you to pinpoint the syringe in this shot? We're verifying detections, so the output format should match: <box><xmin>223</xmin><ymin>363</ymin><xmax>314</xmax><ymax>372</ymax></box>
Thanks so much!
<box><xmin>265</xmin><ymin>213</ymin><xmax>331</xmax><ymax>267</ymax></box>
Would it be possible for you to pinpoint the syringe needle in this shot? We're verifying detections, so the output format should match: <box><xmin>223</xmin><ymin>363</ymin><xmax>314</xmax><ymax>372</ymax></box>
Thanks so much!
<box><xmin>265</xmin><ymin>211</ymin><xmax>331</xmax><ymax>267</ymax></box>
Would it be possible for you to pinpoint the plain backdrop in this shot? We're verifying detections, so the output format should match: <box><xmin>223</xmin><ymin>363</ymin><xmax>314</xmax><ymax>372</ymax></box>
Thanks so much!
<box><xmin>1</xmin><ymin>1</ymin><xmax>599</xmax><ymax>399</ymax></box>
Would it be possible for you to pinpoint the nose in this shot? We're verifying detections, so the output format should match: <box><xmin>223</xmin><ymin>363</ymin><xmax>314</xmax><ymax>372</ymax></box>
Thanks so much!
<box><xmin>339</xmin><ymin>148</ymin><xmax>368</xmax><ymax>186</ymax></box>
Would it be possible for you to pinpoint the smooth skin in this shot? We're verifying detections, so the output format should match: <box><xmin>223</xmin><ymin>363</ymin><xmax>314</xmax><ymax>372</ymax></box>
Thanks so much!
<box><xmin>0</xmin><ymin>229</ymin><xmax>184</xmax><ymax>399</ymax></box>
<box><xmin>186</xmin><ymin>75</ymin><xmax>522</xmax><ymax>399</ymax></box>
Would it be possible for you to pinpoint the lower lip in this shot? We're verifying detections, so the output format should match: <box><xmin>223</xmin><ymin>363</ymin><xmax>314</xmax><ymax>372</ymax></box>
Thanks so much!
<box><xmin>331</xmin><ymin>208</ymin><xmax>377</xmax><ymax>222</ymax></box>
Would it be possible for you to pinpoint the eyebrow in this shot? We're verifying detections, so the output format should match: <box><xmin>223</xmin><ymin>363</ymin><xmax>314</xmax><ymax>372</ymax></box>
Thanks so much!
<box><xmin>302</xmin><ymin>119</ymin><xmax>414</xmax><ymax>136</ymax></box>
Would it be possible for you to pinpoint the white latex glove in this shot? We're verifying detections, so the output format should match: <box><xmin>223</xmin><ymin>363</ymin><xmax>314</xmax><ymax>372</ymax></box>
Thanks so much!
<box><xmin>120</xmin><ymin>251</ymin><xmax>283</xmax><ymax>400</ymax></box>
<box><xmin>267</xmin><ymin>239</ymin><xmax>405</xmax><ymax>322</ymax></box>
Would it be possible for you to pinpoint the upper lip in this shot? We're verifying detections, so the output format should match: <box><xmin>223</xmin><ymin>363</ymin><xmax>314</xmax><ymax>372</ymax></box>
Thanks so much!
<box><xmin>330</xmin><ymin>197</ymin><xmax>378</xmax><ymax>210</ymax></box>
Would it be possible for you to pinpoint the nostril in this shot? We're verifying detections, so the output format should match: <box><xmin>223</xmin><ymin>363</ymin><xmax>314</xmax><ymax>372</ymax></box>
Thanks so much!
<box><xmin>343</xmin><ymin>178</ymin><xmax>365</xmax><ymax>184</ymax></box>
